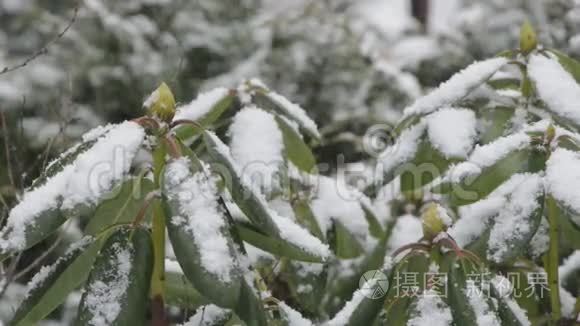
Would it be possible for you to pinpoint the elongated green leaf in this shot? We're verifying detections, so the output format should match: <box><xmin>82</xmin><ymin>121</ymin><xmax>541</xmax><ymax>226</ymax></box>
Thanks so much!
<box><xmin>84</xmin><ymin>177</ymin><xmax>155</xmax><ymax>235</ymax></box>
<box><xmin>331</xmin><ymin>221</ymin><xmax>364</xmax><ymax>259</ymax></box>
<box><xmin>163</xmin><ymin>157</ymin><xmax>243</xmax><ymax>308</ymax></box>
<box><xmin>450</xmin><ymin>149</ymin><xmax>534</xmax><ymax>206</ymax></box>
<box><xmin>203</xmin><ymin>131</ymin><xmax>280</xmax><ymax>236</ymax></box>
<box><xmin>165</xmin><ymin>271</ymin><xmax>208</xmax><ymax>309</ymax></box>
<box><xmin>335</xmin><ymin>258</ymin><xmax>394</xmax><ymax>326</ymax></box>
<box><xmin>478</xmin><ymin>106</ymin><xmax>516</xmax><ymax>144</ymax></box>
<box><xmin>400</xmin><ymin>138</ymin><xmax>449</xmax><ymax>194</ymax></box>
<box><xmin>236</xmin><ymin>222</ymin><xmax>324</xmax><ymax>263</ymax></box>
<box><xmin>275</xmin><ymin>115</ymin><xmax>316</xmax><ymax>173</ymax></box>
<box><xmin>252</xmin><ymin>91</ymin><xmax>320</xmax><ymax>141</ymax></box>
<box><xmin>489</xmin><ymin>277</ymin><xmax>531</xmax><ymax>326</ymax></box>
<box><xmin>11</xmin><ymin>237</ymin><xmax>103</xmax><ymax>326</ymax></box>
<box><xmin>445</xmin><ymin>257</ymin><xmax>478</xmax><ymax>325</ymax></box>
<box><xmin>174</xmin><ymin>92</ymin><xmax>235</xmax><ymax>141</ymax></box>
<box><xmin>291</xmin><ymin>199</ymin><xmax>325</xmax><ymax>241</ymax></box>
<box><xmin>280</xmin><ymin>260</ymin><xmax>327</xmax><ymax>315</ymax></box>
<box><xmin>550</xmin><ymin>49</ymin><xmax>580</xmax><ymax>83</ymax></box>
<box><xmin>76</xmin><ymin>227</ymin><xmax>153</xmax><ymax>326</ymax></box>
<box><xmin>360</xmin><ymin>202</ymin><xmax>384</xmax><ymax>239</ymax></box>
<box><xmin>233</xmin><ymin>280</ymin><xmax>269</xmax><ymax>326</ymax></box>
<box><xmin>32</xmin><ymin>139</ymin><xmax>98</xmax><ymax>189</ymax></box>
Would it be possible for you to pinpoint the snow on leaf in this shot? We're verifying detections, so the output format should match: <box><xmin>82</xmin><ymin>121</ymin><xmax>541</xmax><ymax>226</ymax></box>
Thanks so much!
<box><xmin>487</xmin><ymin>173</ymin><xmax>544</xmax><ymax>263</ymax></box>
<box><xmin>270</xmin><ymin>209</ymin><xmax>330</xmax><ymax>260</ymax></box>
<box><xmin>491</xmin><ymin>276</ymin><xmax>531</xmax><ymax>326</ymax></box>
<box><xmin>466</xmin><ymin>281</ymin><xmax>501</xmax><ymax>326</ymax></box>
<box><xmin>228</xmin><ymin>106</ymin><xmax>284</xmax><ymax>195</ymax></box>
<box><xmin>528</xmin><ymin>54</ymin><xmax>580</xmax><ymax>127</ymax></box>
<box><xmin>546</xmin><ymin>148</ymin><xmax>580</xmax><ymax>213</ymax></box>
<box><xmin>559</xmin><ymin>250</ymin><xmax>580</xmax><ymax>282</ymax></box>
<box><xmin>173</xmin><ymin>87</ymin><xmax>229</xmax><ymax>122</ymax></box>
<box><xmin>279</xmin><ymin>301</ymin><xmax>314</xmax><ymax>326</ymax></box>
<box><xmin>62</xmin><ymin>121</ymin><xmax>145</xmax><ymax>209</ymax></box>
<box><xmin>180</xmin><ymin>304</ymin><xmax>231</xmax><ymax>326</ymax></box>
<box><xmin>265</xmin><ymin>91</ymin><xmax>320</xmax><ymax>140</ymax></box>
<box><xmin>386</xmin><ymin>214</ymin><xmax>422</xmax><ymax>253</ymax></box>
<box><xmin>426</xmin><ymin>107</ymin><xmax>477</xmax><ymax>159</ymax></box>
<box><xmin>310</xmin><ymin>176</ymin><xmax>369</xmax><ymax>238</ymax></box>
<box><xmin>403</xmin><ymin>57</ymin><xmax>508</xmax><ymax>117</ymax></box>
<box><xmin>84</xmin><ymin>242</ymin><xmax>132</xmax><ymax>326</ymax></box>
<box><xmin>0</xmin><ymin>121</ymin><xmax>144</xmax><ymax>252</ymax></box>
<box><xmin>324</xmin><ymin>286</ymin><xmax>367</xmax><ymax>326</ymax></box>
<box><xmin>164</xmin><ymin>157</ymin><xmax>238</xmax><ymax>283</ymax></box>
<box><xmin>407</xmin><ymin>289</ymin><xmax>453</xmax><ymax>326</ymax></box>
<box><xmin>446</xmin><ymin>131</ymin><xmax>530</xmax><ymax>183</ymax></box>
<box><xmin>379</xmin><ymin>120</ymin><xmax>426</xmax><ymax>175</ymax></box>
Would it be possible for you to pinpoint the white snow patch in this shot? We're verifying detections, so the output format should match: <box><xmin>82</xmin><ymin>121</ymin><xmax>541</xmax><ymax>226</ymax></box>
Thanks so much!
<box><xmin>0</xmin><ymin>122</ymin><xmax>144</xmax><ymax>252</ymax></box>
<box><xmin>426</xmin><ymin>107</ymin><xmax>477</xmax><ymax>159</ymax></box>
<box><xmin>266</xmin><ymin>91</ymin><xmax>320</xmax><ymax>139</ymax></box>
<box><xmin>325</xmin><ymin>285</ymin><xmax>368</xmax><ymax>326</ymax></box>
<box><xmin>408</xmin><ymin>289</ymin><xmax>453</xmax><ymax>326</ymax></box>
<box><xmin>379</xmin><ymin>120</ymin><xmax>426</xmax><ymax>175</ymax></box>
<box><xmin>528</xmin><ymin>54</ymin><xmax>580</xmax><ymax>126</ymax></box>
<box><xmin>164</xmin><ymin>157</ymin><xmax>237</xmax><ymax>282</ymax></box>
<box><xmin>403</xmin><ymin>57</ymin><xmax>507</xmax><ymax>117</ymax></box>
<box><xmin>62</xmin><ymin>121</ymin><xmax>145</xmax><ymax>209</ymax></box>
<box><xmin>546</xmin><ymin>148</ymin><xmax>580</xmax><ymax>214</ymax></box>
<box><xmin>270</xmin><ymin>209</ymin><xmax>330</xmax><ymax>260</ymax></box>
<box><xmin>491</xmin><ymin>276</ymin><xmax>531</xmax><ymax>326</ymax></box>
<box><xmin>228</xmin><ymin>106</ymin><xmax>284</xmax><ymax>195</ymax></box>
<box><xmin>466</xmin><ymin>281</ymin><xmax>501</xmax><ymax>326</ymax></box>
<box><xmin>279</xmin><ymin>302</ymin><xmax>313</xmax><ymax>326</ymax></box>
<box><xmin>311</xmin><ymin>176</ymin><xmax>369</xmax><ymax>237</ymax></box>
<box><xmin>386</xmin><ymin>214</ymin><xmax>422</xmax><ymax>253</ymax></box>
<box><xmin>487</xmin><ymin>174</ymin><xmax>544</xmax><ymax>263</ymax></box>
<box><xmin>560</xmin><ymin>250</ymin><xmax>580</xmax><ymax>282</ymax></box>
<box><xmin>447</xmin><ymin>132</ymin><xmax>530</xmax><ymax>182</ymax></box>
<box><xmin>181</xmin><ymin>304</ymin><xmax>230</xmax><ymax>326</ymax></box>
<box><xmin>84</xmin><ymin>243</ymin><xmax>132</xmax><ymax>326</ymax></box>
<box><xmin>173</xmin><ymin>87</ymin><xmax>229</xmax><ymax>122</ymax></box>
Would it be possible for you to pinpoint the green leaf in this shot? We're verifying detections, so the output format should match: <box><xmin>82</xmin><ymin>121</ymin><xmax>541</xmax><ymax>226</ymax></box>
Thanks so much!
<box><xmin>478</xmin><ymin>106</ymin><xmax>516</xmax><ymax>144</ymax></box>
<box><xmin>331</xmin><ymin>221</ymin><xmax>364</xmax><ymax>259</ymax></box>
<box><xmin>165</xmin><ymin>271</ymin><xmax>208</xmax><ymax>309</ymax></box>
<box><xmin>84</xmin><ymin>176</ymin><xmax>155</xmax><ymax>236</ymax></box>
<box><xmin>549</xmin><ymin>49</ymin><xmax>580</xmax><ymax>83</ymax></box>
<box><xmin>233</xmin><ymin>280</ymin><xmax>269</xmax><ymax>326</ymax></box>
<box><xmin>252</xmin><ymin>91</ymin><xmax>320</xmax><ymax>141</ymax></box>
<box><xmin>281</xmin><ymin>260</ymin><xmax>327</xmax><ymax>315</ymax></box>
<box><xmin>487</xmin><ymin>79</ymin><xmax>521</xmax><ymax>91</ymax></box>
<box><xmin>76</xmin><ymin>227</ymin><xmax>153</xmax><ymax>326</ymax></box>
<box><xmin>164</xmin><ymin>198</ymin><xmax>243</xmax><ymax>309</ymax></box>
<box><xmin>236</xmin><ymin>222</ymin><xmax>325</xmax><ymax>263</ymax></box>
<box><xmin>275</xmin><ymin>115</ymin><xmax>316</xmax><ymax>173</ymax></box>
<box><xmin>444</xmin><ymin>256</ymin><xmax>478</xmax><ymax>325</ymax></box>
<box><xmin>174</xmin><ymin>92</ymin><xmax>235</xmax><ymax>141</ymax></box>
<box><xmin>400</xmin><ymin>138</ymin><xmax>449</xmax><ymax>194</ymax></box>
<box><xmin>291</xmin><ymin>199</ymin><xmax>325</xmax><ymax>241</ymax></box>
<box><xmin>11</xmin><ymin>236</ymin><xmax>103</xmax><ymax>326</ymax></box>
<box><xmin>203</xmin><ymin>131</ymin><xmax>280</xmax><ymax>236</ymax></box>
<box><xmin>31</xmin><ymin>139</ymin><xmax>98</xmax><ymax>189</ymax></box>
<box><xmin>489</xmin><ymin>278</ymin><xmax>530</xmax><ymax>326</ymax></box>
<box><xmin>361</xmin><ymin>202</ymin><xmax>384</xmax><ymax>239</ymax></box>
<box><xmin>449</xmin><ymin>149</ymin><xmax>534</xmax><ymax>206</ymax></box>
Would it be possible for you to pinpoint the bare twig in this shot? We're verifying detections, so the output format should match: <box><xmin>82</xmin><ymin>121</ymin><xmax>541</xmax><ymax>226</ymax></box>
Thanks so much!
<box><xmin>0</xmin><ymin>4</ymin><xmax>79</xmax><ymax>75</ymax></box>
<box><xmin>0</xmin><ymin>111</ymin><xmax>15</xmax><ymax>189</ymax></box>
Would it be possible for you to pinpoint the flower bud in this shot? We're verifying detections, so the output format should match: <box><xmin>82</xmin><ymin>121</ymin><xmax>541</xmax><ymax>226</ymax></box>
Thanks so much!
<box><xmin>520</xmin><ymin>21</ymin><xmax>538</xmax><ymax>55</ymax></box>
<box><xmin>143</xmin><ymin>82</ymin><xmax>176</xmax><ymax>123</ymax></box>
<box><xmin>421</xmin><ymin>202</ymin><xmax>451</xmax><ymax>241</ymax></box>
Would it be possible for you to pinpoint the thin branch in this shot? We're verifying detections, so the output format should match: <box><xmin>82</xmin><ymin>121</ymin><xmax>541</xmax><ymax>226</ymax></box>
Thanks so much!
<box><xmin>0</xmin><ymin>111</ymin><xmax>15</xmax><ymax>189</ymax></box>
<box><xmin>0</xmin><ymin>4</ymin><xmax>79</xmax><ymax>75</ymax></box>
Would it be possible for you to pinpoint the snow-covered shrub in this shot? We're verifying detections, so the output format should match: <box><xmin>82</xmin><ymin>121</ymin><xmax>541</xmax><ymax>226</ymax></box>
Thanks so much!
<box><xmin>359</xmin><ymin>23</ymin><xmax>580</xmax><ymax>325</ymax></box>
<box><xmin>0</xmin><ymin>79</ymin><xmax>400</xmax><ymax>325</ymax></box>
